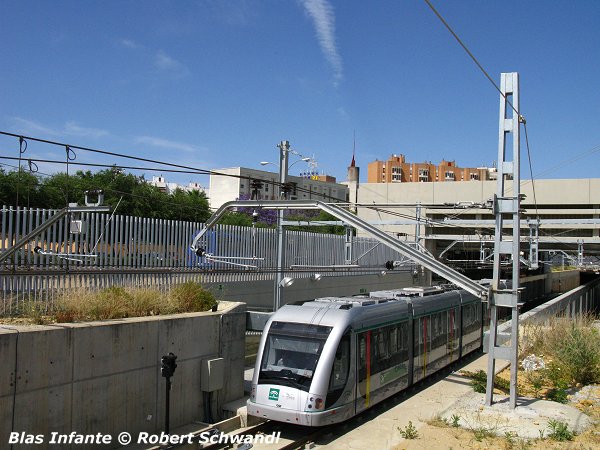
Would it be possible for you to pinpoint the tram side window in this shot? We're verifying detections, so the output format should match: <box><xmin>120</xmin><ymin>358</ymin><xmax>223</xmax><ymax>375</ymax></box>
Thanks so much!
<box><xmin>327</xmin><ymin>334</ymin><xmax>350</xmax><ymax>406</ymax></box>
<box><xmin>464</xmin><ymin>303</ymin><xmax>480</xmax><ymax>335</ymax></box>
<box><xmin>373</xmin><ymin>329</ymin><xmax>390</xmax><ymax>373</ymax></box>
<box><xmin>399</xmin><ymin>321</ymin><xmax>409</xmax><ymax>361</ymax></box>
<box><xmin>431</xmin><ymin>311</ymin><xmax>448</xmax><ymax>349</ymax></box>
<box><xmin>414</xmin><ymin>315</ymin><xmax>431</xmax><ymax>359</ymax></box>
<box><xmin>390</xmin><ymin>327</ymin><xmax>398</xmax><ymax>354</ymax></box>
<box><xmin>358</xmin><ymin>332</ymin><xmax>367</xmax><ymax>381</ymax></box>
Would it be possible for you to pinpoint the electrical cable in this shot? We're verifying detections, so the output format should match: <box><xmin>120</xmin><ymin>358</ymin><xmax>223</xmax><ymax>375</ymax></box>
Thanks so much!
<box><xmin>0</xmin><ymin>162</ymin><xmax>211</xmax><ymax>217</ymax></box>
<box><xmin>423</xmin><ymin>0</ymin><xmax>522</xmax><ymax>119</ymax></box>
<box><xmin>423</xmin><ymin>0</ymin><xmax>545</xmax><ymax>248</ymax></box>
<box><xmin>15</xmin><ymin>137</ymin><xmax>27</xmax><ymax>209</ymax></box>
<box><xmin>523</xmin><ymin>123</ymin><xmax>539</xmax><ymax>221</ymax></box>
<box><xmin>0</xmin><ymin>131</ymin><xmax>345</xmax><ymax>204</ymax></box>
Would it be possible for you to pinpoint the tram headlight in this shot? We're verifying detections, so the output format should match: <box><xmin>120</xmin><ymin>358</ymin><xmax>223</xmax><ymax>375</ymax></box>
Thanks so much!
<box><xmin>306</xmin><ymin>395</ymin><xmax>325</xmax><ymax>411</ymax></box>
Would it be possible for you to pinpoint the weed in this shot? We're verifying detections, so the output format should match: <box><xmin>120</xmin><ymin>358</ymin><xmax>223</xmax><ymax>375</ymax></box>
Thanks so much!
<box><xmin>427</xmin><ymin>414</ymin><xmax>448</xmax><ymax>428</ymax></box>
<box><xmin>468</xmin><ymin>370</ymin><xmax>487</xmax><ymax>393</ymax></box>
<box><xmin>463</xmin><ymin>369</ymin><xmax>508</xmax><ymax>393</ymax></box>
<box><xmin>546</xmin><ymin>387</ymin><xmax>568</xmax><ymax>404</ymax></box>
<box><xmin>547</xmin><ymin>419</ymin><xmax>574</xmax><ymax>441</ymax></box>
<box><xmin>515</xmin><ymin>439</ymin><xmax>532</xmax><ymax>450</ymax></box>
<box><xmin>503</xmin><ymin>431</ymin><xmax>516</xmax><ymax>449</ymax></box>
<box><xmin>11</xmin><ymin>299</ymin><xmax>50</xmax><ymax>324</ymax></box>
<box><xmin>494</xmin><ymin>375</ymin><xmax>510</xmax><ymax>393</ymax></box>
<box><xmin>555</xmin><ymin>324</ymin><xmax>600</xmax><ymax>385</ymax></box>
<box><xmin>450</xmin><ymin>414</ymin><xmax>461</xmax><ymax>428</ymax></box>
<box><xmin>521</xmin><ymin>316</ymin><xmax>600</xmax><ymax>386</ymax></box>
<box><xmin>398</xmin><ymin>420</ymin><xmax>419</xmax><ymax>439</ymax></box>
<box><xmin>472</xmin><ymin>426</ymin><xmax>494</xmax><ymax>442</ymax></box>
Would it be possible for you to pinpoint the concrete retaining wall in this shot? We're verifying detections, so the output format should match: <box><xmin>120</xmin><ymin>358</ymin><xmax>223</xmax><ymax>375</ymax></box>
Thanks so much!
<box><xmin>204</xmin><ymin>271</ymin><xmax>424</xmax><ymax>311</ymax></box>
<box><xmin>484</xmin><ymin>276</ymin><xmax>600</xmax><ymax>351</ymax></box>
<box><xmin>0</xmin><ymin>302</ymin><xmax>246</xmax><ymax>449</ymax></box>
<box><xmin>547</xmin><ymin>269</ymin><xmax>580</xmax><ymax>294</ymax></box>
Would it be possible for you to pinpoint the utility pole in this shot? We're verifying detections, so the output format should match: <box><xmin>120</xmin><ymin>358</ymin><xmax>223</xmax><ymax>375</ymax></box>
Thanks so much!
<box><xmin>274</xmin><ymin>140</ymin><xmax>290</xmax><ymax>311</ymax></box>
<box><xmin>486</xmin><ymin>72</ymin><xmax>522</xmax><ymax>409</ymax></box>
<box><xmin>415</xmin><ymin>203</ymin><xmax>422</xmax><ymax>244</ymax></box>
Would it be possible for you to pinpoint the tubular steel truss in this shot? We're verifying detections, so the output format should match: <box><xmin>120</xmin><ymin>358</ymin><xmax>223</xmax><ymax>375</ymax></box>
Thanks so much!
<box><xmin>191</xmin><ymin>199</ymin><xmax>489</xmax><ymax>300</ymax></box>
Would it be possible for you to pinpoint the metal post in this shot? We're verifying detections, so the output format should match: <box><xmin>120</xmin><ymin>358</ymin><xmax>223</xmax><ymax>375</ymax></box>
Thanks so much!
<box><xmin>415</xmin><ymin>203</ymin><xmax>421</xmax><ymax>244</ymax></box>
<box><xmin>274</xmin><ymin>140</ymin><xmax>290</xmax><ymax>311</ymax></box>
<box><xmin>528</xmin><ymin>220</ymin><xmax>539</xmax><ymax>270</ymax></box>
<box><xmin>344</xmin><ymin>226</ymin><xmax>353</xmax><ymax>265</ymax></box>
<box><xmin>486</xmin><ymin>72</ymin><xmax>522</xmax><ymax>409</ymax></box>
<box><xmin>165</xmin><ymin>376</ymin><xmax>171</xmax><ymax>433</ymax></box>
<box><xmin>577</xmin><ymin>239</ymin><xmax>584</xmax><ymax>267</ymax></box>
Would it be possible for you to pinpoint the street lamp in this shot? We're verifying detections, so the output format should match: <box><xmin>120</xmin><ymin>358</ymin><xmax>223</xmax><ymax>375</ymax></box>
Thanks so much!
<box><xmin>274</xmin><ymin>140</ymin><xmax>290</xmax><ymax>311</ymax></box>
<box><xmin>260</xmin><ymin>143</ymin><xmax>309</xmax><ymax>311</ymax></box>
<box><xmin>260</xmin><ymin>157</ymin><xmax>310</xmax><ymax>170</ymax></box>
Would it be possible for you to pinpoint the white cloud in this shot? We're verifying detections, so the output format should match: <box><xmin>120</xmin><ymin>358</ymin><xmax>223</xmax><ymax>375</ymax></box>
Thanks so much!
<box><xmin>154</xmin><ymin>50</ymin><xmax>190</xmax><ymax>77</ymax></box>
<box><xmin>12</xmin><ymin>117</ymin><xmax>61</xmax><ymax>136</ymax></box>
<box><xmin>11</xmin><ymin>117</ymin><xmax>109</xmax><ymax>139</ymax></box>
<box><xmin>119</xmin><ymin>38</ymin><xmax>142</xmax><ymax>50</ymax></box>
<box><xmin>135</xmin><ymin>136</ymin><xmax>199</xmax><ymax>153</ymax></box>
<box><xmin>64</xmin><ymin>121</ymin><xmax>109</xmax><ymax>138</ymax></box>
<box><xmin>299</xmin><ymin>0</ymin><xmax>343</xmax><ymax>85</ymax></box>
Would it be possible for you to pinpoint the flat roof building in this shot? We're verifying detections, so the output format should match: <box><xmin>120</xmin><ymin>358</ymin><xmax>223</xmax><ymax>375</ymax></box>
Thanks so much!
<box><xmin>209</xmin><ymin>167</ymin><xmax>348</xmax><ymax>210</ymax></box>
<box><xmin>148</xmin><ymin>176</ymin><xmax>209</xmax><ymax>196</ymax></box>
<box><xmin>354</xmin><ymin>178</ymin><xmax>600</xmax><ymax>259</ymax></box>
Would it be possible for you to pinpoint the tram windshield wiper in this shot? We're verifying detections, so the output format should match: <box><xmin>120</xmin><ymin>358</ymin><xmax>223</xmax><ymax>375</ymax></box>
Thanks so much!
<box><xmin>258</xmin><ymin>370</ymin><xmax>311</xmax><ymax>390</ymax></box>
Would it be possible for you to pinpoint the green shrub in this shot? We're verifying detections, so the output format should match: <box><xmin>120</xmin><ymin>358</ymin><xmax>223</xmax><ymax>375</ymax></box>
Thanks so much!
<box><xmin>168</xmin><ymin>281</ymin><xmax>217</xmax><ymax>313</ymax></box>
<box><xmin>398</xmin><ymin>421</ymin><xmax>419</xmax><ymax>439</ymax></box>
<box><xmin>469</xmin><ymin>370</ymin><xmax>487</xmax><ymax>393</ymax></box>
<box><xmin>546</xmin><ymin>388</ymin><xmax>568</xmax><ymax>404</ymax></box>
<box><xmin>554</xmin><ymin>324</ymin><xmax>600</xmax><ymax>385</ymax></box>
<box><xmin>547</xmin><ymin>419</ymin><xmax>574</xmax><ymax>441</ymax></box>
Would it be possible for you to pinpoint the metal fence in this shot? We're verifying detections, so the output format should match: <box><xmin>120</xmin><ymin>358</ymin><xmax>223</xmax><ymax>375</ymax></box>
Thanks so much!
<box><xmin>1</xmin><ymin>206</ymin><xmax>410</xmax><ymax>313</ymax></box>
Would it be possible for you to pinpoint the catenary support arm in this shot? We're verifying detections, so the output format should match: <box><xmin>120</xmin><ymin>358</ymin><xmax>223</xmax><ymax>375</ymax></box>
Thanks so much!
<box><xmin>191</xmin><ymin>200</ymin><xmax>489</xmax><ymax>300</ymax></box>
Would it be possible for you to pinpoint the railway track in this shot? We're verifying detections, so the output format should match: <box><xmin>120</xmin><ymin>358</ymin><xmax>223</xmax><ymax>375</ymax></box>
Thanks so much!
<box><xmin>162</xmin><ymin>352</ymin><xmax>484</xmax><ymax>450</ymax></box>
<box><xmin>157</xmin><ymin>419</ymin><xmax>334</xmax><ymax>450</ymax></box>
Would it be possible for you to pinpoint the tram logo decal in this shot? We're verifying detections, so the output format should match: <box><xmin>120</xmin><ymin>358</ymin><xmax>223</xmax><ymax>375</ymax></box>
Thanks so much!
<box><xmin>268</xmin><ymin>388</ymin><xmax>280</xmax><ymax>401</ymax></box>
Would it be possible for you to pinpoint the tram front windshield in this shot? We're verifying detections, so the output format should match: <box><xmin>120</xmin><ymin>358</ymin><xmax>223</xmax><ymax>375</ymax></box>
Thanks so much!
<box><xmin>258</xmin><ymin>321</ymin><xmax>332</xmax><ymax>392</ymax></box>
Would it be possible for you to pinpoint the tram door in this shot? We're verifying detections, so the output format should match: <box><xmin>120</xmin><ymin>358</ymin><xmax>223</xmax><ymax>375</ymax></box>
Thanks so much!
<box><xmin>355</xmin><ymin>330</ymin><xmax>370</xmax><ymax>414</ymax></box>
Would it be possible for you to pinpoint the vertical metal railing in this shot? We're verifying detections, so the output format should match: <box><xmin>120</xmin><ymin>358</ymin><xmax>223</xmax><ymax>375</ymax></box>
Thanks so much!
<box><xmin>0</xmin><ymin>205</ymin><xmax>408</xmax><ymax>312</ymax></box>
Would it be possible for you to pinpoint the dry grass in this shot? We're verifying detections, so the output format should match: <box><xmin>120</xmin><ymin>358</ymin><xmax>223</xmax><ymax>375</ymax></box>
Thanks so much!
<box><xmin>520</xmin><ymin>315</ymin><xmax>600</xmax><ymax>386</ymax></box>
<box><xmin>424</xmin><ymin>316</ymin><xmax>600</xmax><ymax>449</ymax></box>
<box><xmin>1</xmin><ymin>282</ymin><xmax>218</xmax><ymax>324</ymax></box>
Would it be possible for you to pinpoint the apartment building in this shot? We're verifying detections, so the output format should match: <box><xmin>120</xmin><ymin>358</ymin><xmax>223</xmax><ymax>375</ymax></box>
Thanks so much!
<box><xmin>367</xmin><ymin>154</ymin><xmax>492</xmax><ymax>183</ymax></box>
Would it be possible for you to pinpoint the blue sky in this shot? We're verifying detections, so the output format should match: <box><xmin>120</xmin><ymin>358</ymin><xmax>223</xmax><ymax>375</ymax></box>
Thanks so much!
<box><xmin>1</xmin><ymin>0</ymin><xmax>599</xmax><ymax>187</ymax></box>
